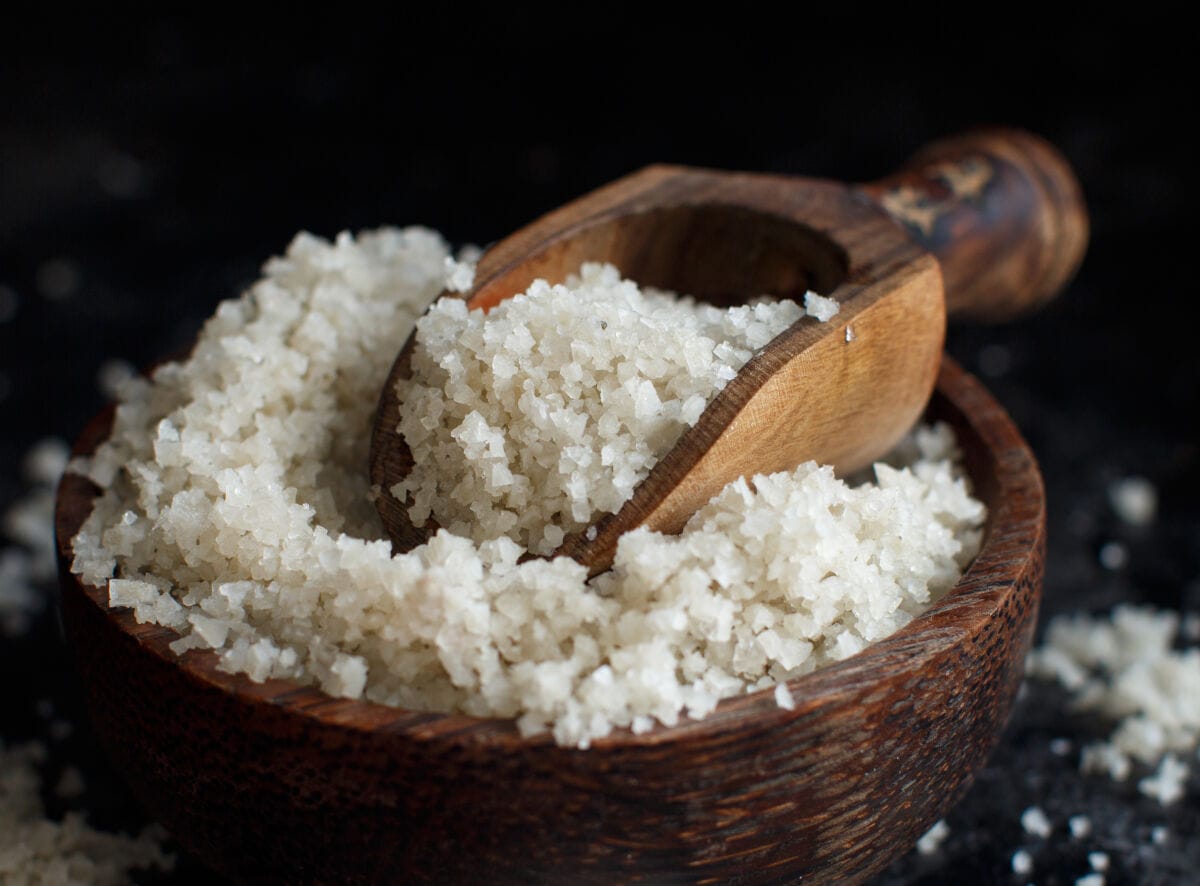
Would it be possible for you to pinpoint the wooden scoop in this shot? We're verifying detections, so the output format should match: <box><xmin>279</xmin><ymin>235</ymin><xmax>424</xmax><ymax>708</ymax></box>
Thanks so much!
<box><xmin>371</xmin><ymin>128</ymin><xmax>1086</xmax><ymax>571</ymax></box>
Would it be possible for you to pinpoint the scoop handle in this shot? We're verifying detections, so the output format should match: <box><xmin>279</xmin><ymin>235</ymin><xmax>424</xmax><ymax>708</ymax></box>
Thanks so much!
<box><xmin>858</xmin><ymin>128</ymin><xmax>1088</xmax><ymax>321</ymax></box>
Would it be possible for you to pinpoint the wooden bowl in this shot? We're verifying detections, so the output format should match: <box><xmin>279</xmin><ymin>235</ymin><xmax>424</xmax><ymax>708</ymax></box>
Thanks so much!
<box><xmin>55</xmin><ymin>355</ymin><xmax>1043</xmax><ymax>884</ymax></box>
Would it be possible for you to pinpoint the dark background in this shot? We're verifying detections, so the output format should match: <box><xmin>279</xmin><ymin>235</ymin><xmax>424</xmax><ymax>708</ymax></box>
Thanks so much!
<box><xmin>2</xmin><ymin>12</ymin><xmax>1196</xmax><ymax>883</ymax></box>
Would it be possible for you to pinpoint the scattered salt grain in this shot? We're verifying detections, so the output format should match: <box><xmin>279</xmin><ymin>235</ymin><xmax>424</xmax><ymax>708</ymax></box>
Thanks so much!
<box><xmin>1097</xmin><ymin>541</ymin><xmax>1128</xmax><ymax>571</ymax></box>
<box><xmin>70</xmin><ymin>228</ymin><xmax>985</xmax><ymax>749</ymax></box>
<box><xmin>0</xmin><ymin>549</ymin><xmax>39</xmax><ymax>637</ymax></box>
<box><xmin>1107</xmin><ymin>476</ymin><xmax>1157</xmax><ymax>526</ymax></box>
<box><xmin>22</xmin><ymin>437</ymin><xmax>70</xmax><ymax>487</ymax></box>
<box><xmin>773</xmin><ymin>683</ymin><xmax>795</xmax><ymax>711</ymax></box>
<box><xmin>1081</xmin><ymin>742</ymin><xmax>1132</xmax><ymax>782</ymax></box>
<box><xmin>1</xmin><ymin>437</ymin><xmax>73</xmax><ymax>635</ymax></box>
<box><xmin>1068</xmin><ymin>814</ymin><xmax>1092</xmax><ymax>839</ymax></box>
<box><xmin>96</xmin><ymin>358</ymin><xmax>137</xmax><ymax>400</ymax></box>
<box><xmin>1021</xmin><ymin>805</ymin><xmax>1052</xmax><ymax>838</ymax></box>
<box><xmin>844</xmin><ymin>324</ymin><xmax>854</xmax><ymax>342</ymax></box>
<box><xmin>0</xmin><ymin>741</ymin><xmax>174</xmax><ymax>883</ymax></box>
<box><xmin>1011</xmin><ymin>848</ymin><xmax>1034</xmax><ymax>876</ymax></box>
<box><xmin>915</xmin><ymin>818</ymin><xmax>950</xmax><ymax>855</ymax></box>
<box><xmin>803</xmin><ymin>290</ymin><xmax>840</xmax><ymax>322</ymax></box>
<box><xmin>1137</xmin><ymin>752</ymin><xmax>1189</xmax><ymax>806</ymax></box>
<box><xmin>1075</xmin><ymin>874</ymin><xmax>1105</xmax><ymax>886</ymax></box>
<box><xmin>1087</xmin><ymin>851</ymin><xmax>1109</xmax><ymax>872</ymax></box>
<box><xmin>1150</xmin><ymin>824</ymin><xmax>1168</xmax><ymax>845</ymax></box>
<box><xmin>1028</xmin><ymin>605</ymin><xmax>1200</xmax><ymax>802</ymax></box>
<box><xmin>1050</xmin><ymin>737</ymin><xmax>1074</xmax><ymax>756</ymax></box>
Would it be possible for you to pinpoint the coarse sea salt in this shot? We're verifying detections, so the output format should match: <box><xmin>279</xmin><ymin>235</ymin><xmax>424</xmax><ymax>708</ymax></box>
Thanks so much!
<box><xmin>0</xmin><ymin>741</ymin><xmax>173</xmax><ymax>883</ymax></box>
<box><xmin>1027</xmin><ymin>604</ymin><xmax>1200</xmax><ymax>804</ymax></box>
<box><xmin>392</xmin><ymin>261</ymin><xmax>805</xmax><ymax>554</ymax></box>
<box><xmin>70</xmin><ymin>227</ymin><xmax>985</xmax><ymax>749</ymax></box>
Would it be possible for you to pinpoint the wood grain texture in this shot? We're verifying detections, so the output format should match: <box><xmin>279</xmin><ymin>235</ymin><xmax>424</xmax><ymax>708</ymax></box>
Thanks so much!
<box><xmin>859</xmin><ymin>128</ymin><xmax>1088</xmax><ymax>320</ymax></box>
<box><xmin>57</xmin><ymin>356</ymin><xmax>1044</xmax><ymax>884</ymax></box>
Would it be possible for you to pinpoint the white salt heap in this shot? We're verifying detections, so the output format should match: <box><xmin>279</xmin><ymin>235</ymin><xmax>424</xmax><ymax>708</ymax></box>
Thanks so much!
<box><xmin>70</xmin><ymin>227</ymin><xmax>985</xmax><ymax>748</ymax></box>
<box><xmin>1027</xmin><ymin>605</ymin><xmax>1200</xmax><ymax>804</ymax></box>
<box><xmin>393</xmin><ymin>262</ymin><xmax>804</xmax><ymax>554</ymax></box>
<box><xmin>0</xmin><ymin>741</ymin><xmax>173</xmax><ymax>883</ymax></box>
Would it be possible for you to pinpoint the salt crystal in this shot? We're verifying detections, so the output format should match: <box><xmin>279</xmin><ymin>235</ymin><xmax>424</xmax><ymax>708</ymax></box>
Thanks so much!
<box><xmin>803</xmin><ymin>290</ymin><xmax>840</xmax><ymax>322</ymax></box>
<box><xmin>97</xmin><ymin>358</ymin><xmax>137</xmax><ymax>400</ymax></box>
<box><xmin>1107</xmin><ymin>476</ymin><xmax>1157</xmax><ymax>526</ymax></box>
<box><xmin>915</xmin><ymin>818</ymin><xmax>950</xmax><ymax>855</ymax></box>
<box><xmin>1137</xmin><ymin>753</ymin><xmax>1189</xmax><ymax>805</ymax></box>
<box><xmin>1075</xmin><ymin>874</ymin><xmax>1105</xmax><ymax>886</ymax></box>
<box><xmin>1081</xmin><ymin>742</ymin><xmax>1131</xmax><ymax>781</ymax></box>
<box><xmin>1011</xmin><ymin>848</ymin><xmax>1034</xmax><ymax>876</ymax></box>
<box><xmin>1088</xmin><ymin>851</ymin><xmax>1109</xmax><ymax>872</ymax></box>
<box><xmin>773</xmin><ymin>683</ymin><xmax>795</xmax><ymax>711</ymax></box>
<box><xmin>444</xmin><ymin>257</ymin><xmax>475</xmax><ymax>292</ymax></box>
<box><xmin>1068</xmin><ymin>814</ymin><xmax>1092</xmax><ymax>839</ymax></box>
<box><xmin>22</xmin><ymin>437</ymin><xmax>70</xmax><ymax>486</ymax></box>
<box><xmin>1021</xmin><ymin>805</ymin><xmax>1052</xmax><ymax>838</ymax></box>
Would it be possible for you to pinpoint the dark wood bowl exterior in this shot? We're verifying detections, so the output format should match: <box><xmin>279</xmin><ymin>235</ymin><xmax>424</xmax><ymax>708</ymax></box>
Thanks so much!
<box><xmin>56</xmin><ymin>355</ymin><xmax>1043</xmax><ymax>885</ymax></box>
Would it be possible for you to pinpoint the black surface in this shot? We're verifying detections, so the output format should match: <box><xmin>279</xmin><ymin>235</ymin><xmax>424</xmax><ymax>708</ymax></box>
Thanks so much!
<box><xmin>2</xmin><ymin>13</ymin><xmax>1196</xmax><ymax>884</ymax></box>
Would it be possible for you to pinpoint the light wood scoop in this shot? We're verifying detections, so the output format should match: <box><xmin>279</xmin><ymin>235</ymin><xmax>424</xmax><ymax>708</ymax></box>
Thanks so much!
<box><xmin>371</xmin><ymin>128</ymin><xmax>1086</xmax><ymax>571</ymax></box>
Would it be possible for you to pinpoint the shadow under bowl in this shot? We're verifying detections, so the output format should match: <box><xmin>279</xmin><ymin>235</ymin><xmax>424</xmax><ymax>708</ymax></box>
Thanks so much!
<box><xmin>55</xmin><ymin>355</ymin><xmax>1043</xmax><ymax>885</ymax></box>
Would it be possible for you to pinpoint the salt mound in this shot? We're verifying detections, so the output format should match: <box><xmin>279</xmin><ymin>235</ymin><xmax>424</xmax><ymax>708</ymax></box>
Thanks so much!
<box><xmin>70</xmin><ymin>228</ymin><xmax>985</xmax><ymax>748</ymax></box>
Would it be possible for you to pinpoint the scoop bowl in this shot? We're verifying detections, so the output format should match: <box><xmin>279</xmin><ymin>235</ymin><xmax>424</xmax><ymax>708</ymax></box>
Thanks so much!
<box><xmin>56</xmin><ymin>355</ymin><xmax>1042</xmax><ymax>884</ymax></box>
<box><xmin>371</xmin><ymin>128</ymin><xmax>1083</xmax><ymax>573</ymax></box>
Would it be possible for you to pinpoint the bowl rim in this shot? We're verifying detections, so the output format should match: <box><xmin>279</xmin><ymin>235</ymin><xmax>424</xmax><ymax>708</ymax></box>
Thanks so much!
<box><xmin>55</xmin><ymin>353</ymin><xmax>1044</xmax><ymax>750</ymax></box>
